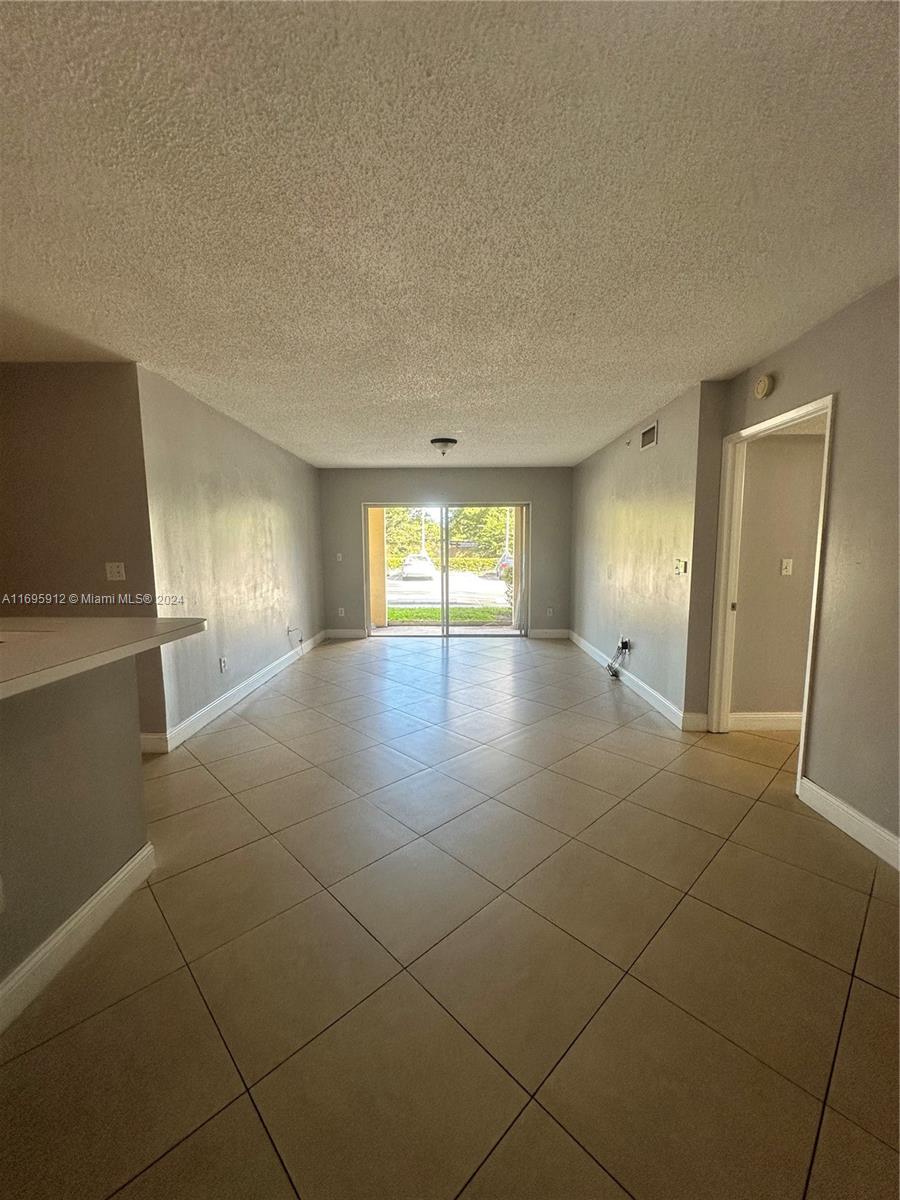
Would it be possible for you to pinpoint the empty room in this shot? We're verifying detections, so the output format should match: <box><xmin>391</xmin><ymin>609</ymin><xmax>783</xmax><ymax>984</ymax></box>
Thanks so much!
<box><xmin>0</xmin><ymin>3</ymin><xmax>898</xmax><ymax>1199</ymax></box>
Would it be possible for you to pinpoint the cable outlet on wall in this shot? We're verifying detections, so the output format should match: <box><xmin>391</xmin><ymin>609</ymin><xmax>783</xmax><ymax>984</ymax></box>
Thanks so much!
<box><xmin>218</xmin><ymin>656</ymin><xmax>228</xmax><ymax>673</ymax></box>
<box><xmin>338</xmin><ymin>607</ymin><xmax>345</xmax><ymax>617</ymax></box>
<box><xmin>105</xmin><ymin>561</ymin><xmax>126</xmax><ymax>581</ymax></box>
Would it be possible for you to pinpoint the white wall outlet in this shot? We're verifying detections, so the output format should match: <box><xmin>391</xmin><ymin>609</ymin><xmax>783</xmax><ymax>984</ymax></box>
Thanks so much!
<box><xmin>105</xmin><ymin>561</ymin><xmax>126</xmax><ymax>581</ymax></box>
<box><xmin>218</xmin><ymin>656</ymin><xmax>228</xmax><ymax>673</ymax></box>
<box><xmin>674</xmin><ymin>558</ymin><xmax>688</xmax><ymax>576</ymax></box>
<box><xmin>336</xmin><ymin>553</ymin><xmax>343</xmax><ymax>562</ymax></box>
<box><xmin>781</xmin><ymin>558</ymin><xmax>793</xmax><ymax>576</ymax></box>
<box><xmin>338</xmin><ymin>607</ymin><xmax>345</xmax><ymax>617</ymax></box>
<box><xmin>546</xmin><ymin>607</ymin><xmax>554</xmax><ymax>616</ymax></box>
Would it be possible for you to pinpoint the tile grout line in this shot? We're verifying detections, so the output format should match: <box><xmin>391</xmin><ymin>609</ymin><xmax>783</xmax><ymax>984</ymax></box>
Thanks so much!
<box><xmin>799</xmin><ymin>865</ymin><xmax>877</xmax><ymax>1198</ymax></box>
<box><xmin>78</xmin><ymin>907</ymin><xmax>265</xmax><ymax>1200</ymax></box>
<box><xmin>0</xmin><ymin>960</ymin><xmax>188</xmax><ymax>1072</ymax></box>
<box><xmin>448</xmin><ymin>1100</ymin><xmax>534</xmax><ymax>1200</ymax></box>
<box><xmin>100</xmin><ymin>1097</ymin><xmax>258</xmax><ymax>1200</ymax></box>
<box><xmin>144</xmin><ymin>885</ymin><xmax>306</xmax><ymax>1200</ymax></box>
<box><xmin>526</xmin><ymin>831</ymin><xmax>739</xmax><ymax>1097</ymax></box>
<box><xmin>533</xmin><ymin>1097</ymin><xmax>644</xmax><ymax>1200</ymax></box>
<box><xmin>244</xmin><ymin>969</ymin><xmax>404</xmax><ymax>1094</ymax></box>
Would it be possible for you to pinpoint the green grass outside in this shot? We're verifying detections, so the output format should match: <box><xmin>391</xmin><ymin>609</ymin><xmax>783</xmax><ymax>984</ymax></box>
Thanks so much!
<box><xmin>388</xmin><ymin>605</ymin><xmax>511</xmax><ymax>626</ymax></box>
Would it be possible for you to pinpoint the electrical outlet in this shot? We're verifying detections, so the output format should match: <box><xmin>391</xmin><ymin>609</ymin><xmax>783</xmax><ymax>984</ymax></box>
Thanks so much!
<box><xmin>336</xmin><ymin>553</ymin><xmax>343</xmax><ymax>562</ymax></box>
<box><xmin>674</xmin><ymin>558</ymin><xmax>688</xmax><ymax>576</ymax></box>
<box><xmin>218</xmin><ymin>656</ymin><xmax>228</xmax><ymax>673</ymax></box>
<box><xmin>546</xmin><ymin>607</ymin><xmax>553</xmax><ymax>617</ymax></box>
<box><xmin>338</xmin><ymin>607</ymin><xmax>345</xmax><ymax>617</ymax></box>
<box><xmin>781</xmin><ymin>558</ymin><xmax>793</xmax><ymax>576</ymax></box>
<box><xmin>105</xmin><ymin>561</ymin><xmax>126</xmax><ymax>581</ymax></box>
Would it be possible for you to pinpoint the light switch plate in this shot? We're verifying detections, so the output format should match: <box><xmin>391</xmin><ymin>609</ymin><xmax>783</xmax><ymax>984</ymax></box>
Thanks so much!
<box><xmin>105</xmin><ymin>561</ymin><xmax>126</xmax><ymax>581</ymax></box>
<box><xmin>781</xmin><ymin>558</ymin><xmax>793</xmax><ymax>576</ymax></box>
<box><xmin>674</xmin><ymin>558</ymin><xmax>688</xmax><ymax>576</ymax></box>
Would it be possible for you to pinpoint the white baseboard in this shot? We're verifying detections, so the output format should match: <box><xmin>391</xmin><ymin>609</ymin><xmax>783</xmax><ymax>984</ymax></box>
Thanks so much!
<box><xmin>141</xmin><ymin>633</ymin><xmax>326</xmax><ymax>753</ymax></box>
<box><xmin>0</xmin><ymin>843</ymin><xmax>155</xmax><ymax>1034</ymax></box>
<box><xmin>797</xmin><ymin>777</ymin><xmax>899</xmax><ymax>867</ymax></box>
<box><xmin>681</xmin><ymin>712</ymin><xmax>709</xmax><ymax>732</ymax></box>
<box><xmin>730</xmin><ymin>711</ymin><xmax>802</xmax><ymax>731</ymax></box>
<box><xmin>528</xmin><ymin>628</ymin><xmax>572</xmax><ymax>639</ymax></box>
<box><xmin>323</xmin><ymin>629</ymin><xmax>367</xmax><ymax>640</ymax></box>
<box><xmin>570</xmin><ymin>632</ymin><xmax>684</xmax><ymax>729</ymax></box>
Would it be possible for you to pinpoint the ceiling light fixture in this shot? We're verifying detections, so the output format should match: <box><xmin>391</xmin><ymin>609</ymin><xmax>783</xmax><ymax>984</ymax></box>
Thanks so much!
<box><xmin>430</xmin><ymin>437</ymin><xmax>458</xmax><ymax>457</ymax></box>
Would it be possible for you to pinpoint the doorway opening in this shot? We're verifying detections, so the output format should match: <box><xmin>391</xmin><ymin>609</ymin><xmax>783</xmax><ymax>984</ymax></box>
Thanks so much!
<box><xmin>708</xmin><ymin>395</ymin><xmax>833</xmax><ymax>781</ymax></box>
<box><xmin>364</xmin><ymin>504</ymin><xmax>529</xmax><ymax>637</ymax></box>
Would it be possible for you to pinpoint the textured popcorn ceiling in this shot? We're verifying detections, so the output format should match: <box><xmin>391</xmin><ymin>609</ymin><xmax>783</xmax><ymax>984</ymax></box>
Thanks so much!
<box><xmin>0</xmin><ymin>2</ymin><xmax>896</xmax><ymax>467</ymax></box>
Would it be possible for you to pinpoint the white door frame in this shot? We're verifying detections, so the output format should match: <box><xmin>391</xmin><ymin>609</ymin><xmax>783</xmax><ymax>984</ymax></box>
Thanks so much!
<box><xmin>707</xmin><ymin>395</ymin><xmax>834</xmax><ymax>783</ymax></box>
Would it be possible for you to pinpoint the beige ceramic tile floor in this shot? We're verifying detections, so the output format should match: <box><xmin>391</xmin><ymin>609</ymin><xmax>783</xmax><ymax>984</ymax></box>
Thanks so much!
<box><xmin>1</xmin><ymin>636</ymin><xmax>897</xmax><ymax>1200</ymax></box>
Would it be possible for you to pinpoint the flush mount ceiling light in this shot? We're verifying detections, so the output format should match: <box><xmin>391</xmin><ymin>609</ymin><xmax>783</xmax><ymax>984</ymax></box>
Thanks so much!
<box><xmin>430</xmin><ymin>437</ymin><xmax>458</xmax><ymax>457</ymax></box>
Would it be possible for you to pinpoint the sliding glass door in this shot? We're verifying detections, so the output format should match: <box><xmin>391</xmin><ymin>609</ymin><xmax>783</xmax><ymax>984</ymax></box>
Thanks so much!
<box><xmin>366</xmin><ymin>504</ymin><xmax>527</xmax><ymax>636</ymax></box>
<box><xmin>445</xmin><ymin>505</ymin><xmax>519</xmax><ymax>635</ymax></box>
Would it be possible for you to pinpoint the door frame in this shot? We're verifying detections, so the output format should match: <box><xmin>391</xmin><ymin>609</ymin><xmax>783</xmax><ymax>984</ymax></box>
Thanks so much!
<box><xmin>361</xmin><ymin>502</ymin><xmax>531</xmax><ymax>638</ymax></box>
<box><xmin>707</xmin><ymin>394</ymin><xmax>834</xmax><ymax>785</ymax></box>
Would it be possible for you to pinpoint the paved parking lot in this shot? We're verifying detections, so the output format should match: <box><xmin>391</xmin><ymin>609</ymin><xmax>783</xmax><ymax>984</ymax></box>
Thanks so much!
<box><xmin>387</xmin><ymin>571</ymin><xmax>508</xmax><ymax>607</ymax></box>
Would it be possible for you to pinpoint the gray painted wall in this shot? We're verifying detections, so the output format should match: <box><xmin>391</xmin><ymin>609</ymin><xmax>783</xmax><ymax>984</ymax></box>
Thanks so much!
<box><xmin>571</xmin><ymin>279</ymin><xmax>898</xmax><ymax>836</ymax></box>
<box><xmin>721</xmin><ymin>279</ymin><xmax>899</xmax><ymax>834</ymax></box>
<box><xmin>571</xmin><ymin>386</ymin><xmax>701</xmax><ymax>710</ymax></box>
<box><xmin>318</xmin><ymin>468</ymin><xmax>573</xmax><ymax>633</ymax></box>
<box><xmin>732</xmin><ymin>435</ymin><xmax>824</xmax><ymax>713</ymax></box>
<box><xmin>0</xmin><ymin>362</ymin><xmax>156</xmax><ymax>612</ymax></box>
<box><xmin>0</xmin><ymin>659</ymin><xmax>147</xmax><ymax>978</ymax></box>
<box><xmin>138</xmin><ymin>369</ymin><xmax>325</xmax><ymax>731</ymax></box>
<box><xmin>0</xmin><ymin>362</ymin><xmax>166</xmax><ymax>728</ymax></box>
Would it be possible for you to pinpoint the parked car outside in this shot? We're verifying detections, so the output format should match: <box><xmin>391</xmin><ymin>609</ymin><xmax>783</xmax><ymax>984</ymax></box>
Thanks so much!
<box><xmin>401</xmin><ymin>553</ymin><xmax>438</xmax><ymax>580</ymax></box>
<box><xmin>494</xmin><ymin>550</ymin><xmax>513</xmax><ymax>578</ymax></box>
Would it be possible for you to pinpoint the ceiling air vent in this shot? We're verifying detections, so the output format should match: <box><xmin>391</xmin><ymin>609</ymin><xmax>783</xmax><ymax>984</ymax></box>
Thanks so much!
<box><xmin>640</xmin><ymin>421</ymin><xmax>658</xmax><ymax>450</ymax></box>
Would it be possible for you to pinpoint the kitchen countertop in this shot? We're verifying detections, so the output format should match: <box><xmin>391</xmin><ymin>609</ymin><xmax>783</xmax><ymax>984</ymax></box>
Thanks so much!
<box><xmin>0</xmin><ymin>616</ymin><xmax>207</xmax><ymax>700</ymax></box>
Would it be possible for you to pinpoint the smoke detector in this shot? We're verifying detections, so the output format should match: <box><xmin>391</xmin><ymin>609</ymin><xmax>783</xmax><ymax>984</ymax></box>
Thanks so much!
<box><xmin>430</xmin><ymin>437</ymin><xmax>458</xmax><ymax>457</ymax></box>
<box><xmin>754</xmin><ymin>374</ymin><xmax>775</xmax><ymax>400</ymax></box>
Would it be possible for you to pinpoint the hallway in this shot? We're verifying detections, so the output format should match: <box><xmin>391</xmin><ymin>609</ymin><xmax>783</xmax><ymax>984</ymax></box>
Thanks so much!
<box><xmin>1</xmin><ymin>635</ymin><xmax>896</xmax><ymax>1199</ymax></box>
